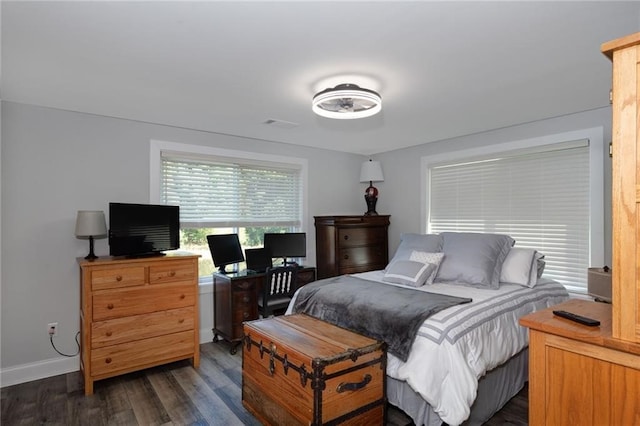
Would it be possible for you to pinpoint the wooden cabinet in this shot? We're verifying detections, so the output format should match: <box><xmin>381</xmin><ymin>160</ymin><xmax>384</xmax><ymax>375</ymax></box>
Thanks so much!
<box><xmin>518</xmin><ymin>31</ymin><xmax>640</xmax><ymax>425</ymax></box>
<box><xmin>78</xmin><ymin>254</ymin><xmax>200</xmax><ymax>395</ymax></box>
<box><xmin>602</xmin><ymin>32</ymin><xmax>640</xmax><ymax>343</ymax></box>
<box><xmin>314</xmin><ymin>215</ymin><xmax>390</xmax><ymax>279</ymax></box>
<box><xmin>520</xmin><ymin>299</ymin><xmax>640</xmax><ymax>425</ymax></box>
<box><xmin>212</xmin><ymin>267</ymin><xmax>316</xmax><ymax>353</ymax></box>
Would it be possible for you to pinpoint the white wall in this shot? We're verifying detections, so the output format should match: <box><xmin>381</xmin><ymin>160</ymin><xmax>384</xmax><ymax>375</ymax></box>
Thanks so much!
<box><xmin>0</xmin><ymin>101</ymin><xmax>364</xmax><ymax>385</ymax></box>
<box><xmin>377</xmin><ymin>107</ymin><xmax>613</xmax><ymax>266</ymax></box>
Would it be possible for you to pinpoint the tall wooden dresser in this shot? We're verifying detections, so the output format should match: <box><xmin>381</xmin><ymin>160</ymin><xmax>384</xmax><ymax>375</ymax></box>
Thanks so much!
<box><xmin>519</xmin><ymin>32</ymin><xmax>640</xmax><ymax>425</ymax></box>
<box><xmin>314</xmin><ymin>215</ymin><xmax>390</xmax><ymax>279</ymax></box>
<box><xmin>78</xmin><ymin>253</ymin><xmax>200</xmax><ymax>395</ymax></box>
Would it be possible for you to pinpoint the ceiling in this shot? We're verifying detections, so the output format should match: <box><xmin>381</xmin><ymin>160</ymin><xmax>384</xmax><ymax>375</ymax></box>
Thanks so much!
<box><xmin>2</xmin><ymin>1</ymin><xmax>639</xmax><ymax>155</ymax></box>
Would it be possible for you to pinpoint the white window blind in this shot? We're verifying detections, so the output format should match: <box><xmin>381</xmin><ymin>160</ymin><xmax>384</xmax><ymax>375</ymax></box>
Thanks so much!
<box><xmin>428</xmin><ymin>140</ymin><xmax>590</xmax><ymax>293</ymax></box>
<box><xmin>161</xmin><ymin>154</ymin><xmax>302</xmax><ymax>228</ymax></box>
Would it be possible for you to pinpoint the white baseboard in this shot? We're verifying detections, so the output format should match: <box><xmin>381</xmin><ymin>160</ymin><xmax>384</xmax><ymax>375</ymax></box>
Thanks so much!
<box><xmin>0</xmin><ymin>355</ymin><xmax>79</xmax><ymax>388</ymax></box>
<box><xmin>1</xmin><ymin>330</ymin><xmax>216</xmax><ymax>388</ymax></box>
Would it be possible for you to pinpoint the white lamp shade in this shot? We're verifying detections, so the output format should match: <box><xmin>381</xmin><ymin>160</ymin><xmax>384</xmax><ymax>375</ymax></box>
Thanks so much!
<box><xmin>75</xmin><ymin>210</ymin><xmax>107</xmax><ymax>237</ymax></box>
<box><xmin>360</xmin><ymin>160</ymin><xmax>384</xmax><ymax>183</ymax></box>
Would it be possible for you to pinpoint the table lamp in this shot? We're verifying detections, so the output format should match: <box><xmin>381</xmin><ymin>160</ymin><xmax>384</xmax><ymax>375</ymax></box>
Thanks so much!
<box><xmin>359</xmin><ymin>159</ymin><xmax>384</xmax><ymax>216</ymax></box>
<box><xmin>75</xmin><ymin>210</ymin><xmax>107</xmax><ymax>260</ymax></box>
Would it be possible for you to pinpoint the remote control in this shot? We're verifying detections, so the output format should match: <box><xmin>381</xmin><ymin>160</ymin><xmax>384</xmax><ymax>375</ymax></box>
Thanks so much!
<box><xmin>552</xmin><ymin>310</ymin><xmax>600</xmax><ymax>326</ymax></box>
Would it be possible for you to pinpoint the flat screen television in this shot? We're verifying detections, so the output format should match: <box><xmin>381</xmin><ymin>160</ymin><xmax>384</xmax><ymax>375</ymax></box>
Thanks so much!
<box><xmin>207</xmin><ymin>234</ymin><xmax>245</xmax><ymax>274</ymax></box>
<box><xmin>108</xmin><ymin>202</ymin><xmax>180</xmax><ymax>257</ymax></box>
<box><xmin>263</xmin><ymin>232</ymin><xmax>306</xmax><ymax>266</ymax></box>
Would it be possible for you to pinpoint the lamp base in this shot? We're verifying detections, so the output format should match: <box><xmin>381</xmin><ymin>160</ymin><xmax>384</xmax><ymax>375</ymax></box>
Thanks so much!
<box><xmin>84</xmin><ymin>236</ymin><xmax>98</xmax><ymax>260</ymax></box>
<box><xmin>364</xmin><ymin>185</ymin><xmax>379</xmax><ymax>216</ymax></box>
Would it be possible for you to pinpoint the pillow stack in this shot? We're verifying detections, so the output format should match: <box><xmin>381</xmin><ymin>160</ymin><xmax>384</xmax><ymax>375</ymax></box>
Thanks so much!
<box><xmin>383</xmin><ymin>231</ymin><xmax>545</xmax><ymax>289</ymax></box>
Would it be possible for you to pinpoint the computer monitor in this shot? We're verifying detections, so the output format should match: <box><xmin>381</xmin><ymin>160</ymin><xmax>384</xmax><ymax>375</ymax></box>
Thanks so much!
<box><xmin>263</xmin><ymin>232</ymin><xmax>306</xmax><ymax>266</ymax></box>
<box><xmin>207</xmin><ymin>234</ymin><xmax>244</xmax><ymax>274</ymax></box>
<box><xmin>245</xmin><ymin>248</ymin><xmax>273</xmax><ymax>273</ymax></box>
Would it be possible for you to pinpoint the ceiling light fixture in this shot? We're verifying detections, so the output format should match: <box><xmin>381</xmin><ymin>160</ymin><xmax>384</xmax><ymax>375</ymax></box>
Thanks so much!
<box><xmin>312</xmin><ymin>83</ymin><xmax>382</xmax><ymax>119</ymax></box>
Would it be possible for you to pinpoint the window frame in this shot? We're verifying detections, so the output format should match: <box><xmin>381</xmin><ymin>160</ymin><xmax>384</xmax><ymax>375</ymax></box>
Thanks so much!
<box><xmin>149</xmin><ymin>140</ymin><xmax>309</xmax><ymax>283</ymax></box>
<box><xmin>420</xmin><ymin>127</ymin><xmax>605</xmax><ymax>294</ymax></box>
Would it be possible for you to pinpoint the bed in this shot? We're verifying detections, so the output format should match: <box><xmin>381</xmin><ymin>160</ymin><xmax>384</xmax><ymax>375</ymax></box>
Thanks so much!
<box><xmin>286</xmin><ymin>232</ymin><xmax>570</xmax><ymax>426</ymax></box>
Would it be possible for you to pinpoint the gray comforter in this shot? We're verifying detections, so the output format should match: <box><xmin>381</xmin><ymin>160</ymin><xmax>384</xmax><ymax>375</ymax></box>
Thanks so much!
<box><xmin>291</xmin><ymin>276</ymin><xmax>471</xmax><ymax>361</ymax></box>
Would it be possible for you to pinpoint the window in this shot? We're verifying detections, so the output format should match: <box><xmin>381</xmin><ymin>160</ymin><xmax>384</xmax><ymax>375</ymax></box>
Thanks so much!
<box><xmin>150</xmin><ymin>141</ymin><xmax>307</xmax><ymax>279</ymax></box>
<box><xmin>423</xmin><ymin>129</ymin><xmax>604</xmax><ymax>294</ymax></box>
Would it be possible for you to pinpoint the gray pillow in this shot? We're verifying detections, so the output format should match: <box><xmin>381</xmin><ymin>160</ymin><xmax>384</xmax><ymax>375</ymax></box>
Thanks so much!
<box><xmin>383</xmin><ymin>260</ymin><xmax>437</xmax><ymax>287</ymax></box>
<box><xmin>388</xmin><ymin>233</ymin><xmax>443</xmax><ymax>267</ymax></box>
<box><xmin>434</xmin><ymin>232</ymin><xmax>515</xmax><ymax>289</ymax></box>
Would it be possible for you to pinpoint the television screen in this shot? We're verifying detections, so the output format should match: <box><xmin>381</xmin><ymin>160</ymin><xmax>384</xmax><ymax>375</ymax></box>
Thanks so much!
<box><xmin>263</xmin><ymin>232</ymin><xmax>306</xmax><ymax>265</ymax></box>
<box><xmin>207</xmin><ymin>234</ymin><xmax>245</xmax><ymax>274</ymax></box>
<box><xmin>108</xmin><ymin>203</ymin><xmax>180</xmax><ymax>257</ymax></box>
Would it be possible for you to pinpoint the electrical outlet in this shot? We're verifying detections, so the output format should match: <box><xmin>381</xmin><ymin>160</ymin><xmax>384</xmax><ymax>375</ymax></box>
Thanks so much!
<box><xmin>47</xmin><ymin>322</ymin><xmax>58</xmax><ymax>337</ymax></box>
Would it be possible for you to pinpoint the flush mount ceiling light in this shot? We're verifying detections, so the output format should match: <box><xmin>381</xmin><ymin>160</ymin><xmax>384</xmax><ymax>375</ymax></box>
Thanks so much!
<box><xmin>312</xmin><ymin>83</ymin><xmax>382</xmax><ymax>119</ymax></box>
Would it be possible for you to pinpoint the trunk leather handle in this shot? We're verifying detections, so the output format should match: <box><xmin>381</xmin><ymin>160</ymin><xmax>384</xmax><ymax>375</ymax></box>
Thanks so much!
<box><xmin>336</xmin><ymin>374</ymin><xmax>371</xmax><ymax>393</ymax></box>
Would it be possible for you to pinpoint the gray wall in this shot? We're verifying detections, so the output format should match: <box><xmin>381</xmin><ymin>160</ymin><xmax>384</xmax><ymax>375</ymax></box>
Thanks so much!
<box><xmin>377</xmin><ymin>107</ymin><xmax>613</xmax><ymax>265</ymax></box>
<box><xmin>0</xmin><ymin>101</ymin><xmax>613</xmax><ymax>384</ymax></box>
<box><xmin>0</xmin><ymin>101</ymin><xmax>364</xmax><ymax>377</ymax></box>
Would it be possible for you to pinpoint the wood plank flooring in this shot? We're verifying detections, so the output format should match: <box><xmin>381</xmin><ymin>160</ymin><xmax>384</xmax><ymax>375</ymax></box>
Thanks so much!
<box><xmin>1</xmin><ymin>341</ymin><xmax>527</xmax><ymax>425</ymax></box>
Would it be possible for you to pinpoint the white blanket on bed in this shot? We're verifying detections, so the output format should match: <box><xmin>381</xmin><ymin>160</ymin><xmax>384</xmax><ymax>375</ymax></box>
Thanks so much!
<box><xmin>287</xmin><ymin>271</ymin><xmax>569</xmax><ymax>426</ymax></box>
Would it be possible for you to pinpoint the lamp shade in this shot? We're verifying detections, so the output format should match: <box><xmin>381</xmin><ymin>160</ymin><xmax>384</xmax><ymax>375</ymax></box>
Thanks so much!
<box><xmin>360</xmin><ymin>160</ymin><xmax>384</xmax><ymax>183</ymax></box>
<box><xmin>75</xmin><ymin>210</ymin><xmax>107</xmax><ymax>237</ymax></box>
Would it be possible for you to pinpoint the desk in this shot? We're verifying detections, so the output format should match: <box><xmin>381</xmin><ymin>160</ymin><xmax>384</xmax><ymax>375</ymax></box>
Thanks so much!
<box><xmin>212</xmin><ymin>266</ymin><xmax>316</xmax><ymax>353</ymax></box>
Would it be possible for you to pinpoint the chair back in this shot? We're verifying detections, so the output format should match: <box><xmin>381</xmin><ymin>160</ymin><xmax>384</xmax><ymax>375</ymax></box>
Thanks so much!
<box><xmin>264</xmin><ymin>266</ymin><xmax>298</xmax><ymax>299</ymax></box>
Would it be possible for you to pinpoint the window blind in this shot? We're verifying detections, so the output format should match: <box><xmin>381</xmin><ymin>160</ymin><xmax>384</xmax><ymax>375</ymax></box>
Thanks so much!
<box><xmin>428</xmin><ymin>140</ymin><xmax>590</xmax><ymax>293</ymax></box>
<box><xmin>161</xmin><ymin>154</ymin><xmax>302</xmax><ymax>228</ymax></box>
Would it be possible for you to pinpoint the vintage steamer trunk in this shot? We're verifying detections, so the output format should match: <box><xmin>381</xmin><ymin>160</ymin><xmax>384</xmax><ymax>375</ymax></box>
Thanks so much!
<box><xmin>242</xmin><ymin>314</ymin><xmax>387</xmax><ymax>425</ymax></box>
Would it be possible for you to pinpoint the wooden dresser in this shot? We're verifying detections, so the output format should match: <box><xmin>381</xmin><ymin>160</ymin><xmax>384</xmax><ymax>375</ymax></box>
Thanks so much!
<box><xmin>603</xmin><ymin>32</ymin><xmax>640</xmax><ymax>344</ymax></box>
<box><xmin>520</xmin><ymin>299</ymin><xmax>640</xmax><ymax>425</ymax></box>
<box><xmin>213</xmin><ymin>267</ymin><xmax>316</xmax><ymax>353</ymax></box>
<box><xmin>314</xmin><ymin>215</ymin><xmax>390</xmax><ymax>279</ymax></box>
<box><xmin>78</xmin><ymin>253</ymin><xmax>200</xmax><ymax>395</ymax></box>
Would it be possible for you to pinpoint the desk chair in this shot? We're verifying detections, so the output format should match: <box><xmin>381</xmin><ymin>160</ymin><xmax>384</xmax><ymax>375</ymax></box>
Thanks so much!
<box><xmin>258</xmin><ymin>266</ymin><xmax>298</xmax><ymax>318</ymax></box>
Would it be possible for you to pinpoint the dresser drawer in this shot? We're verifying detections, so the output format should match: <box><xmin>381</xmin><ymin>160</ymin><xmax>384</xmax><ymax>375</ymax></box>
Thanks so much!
<box><xmin>339</xmin><ymin>246</ymin><xmax>387</xmax><ymax>269</ymax></box>
<box><xmin>149</xmin><ymin>260</ymin><xmax>196</xmax><ymax>284</ymax></box>
<box><xmin>92</xmin><ymin>282</ymin><xmax>195</xmax><ymax>321</ymax></box>
<box><xmin>91</xmin><ymin>266</ymin><xmax>146</xmax><ymax>291</ymax></box>
<box><xmin>232</xmin><ymin>279</ymin><xmax>256</xmax><ymax>291</ymax></box>
<box><xmin>91</xmin><ymin>330</ymin><xmax>195</xmax><ymax>377</ymax></box>
<box><xmin>91</xmin><ymin>306</ymin><xmax>195</xmax><ymax>348</ymax></box>
<box><xmin>338</xmin><ymin>227</ymin><xmax>386</xmax><ymax>248</ymax></box>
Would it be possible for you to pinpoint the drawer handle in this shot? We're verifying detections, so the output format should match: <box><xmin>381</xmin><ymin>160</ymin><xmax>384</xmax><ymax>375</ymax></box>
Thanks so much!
<box><xmin>105</xmin><ymin>357</ymin><xmax>112</xmax><ymax>364</ymax></box>
<box><xmin>344</xmin><ymin>235</ymin><xmax>349</xmax><ymax>240</ymax></box>
<box><xmin>116</xmin><ymin>275</ymin><xmax>122</xmax><ymax>282</ymax></box>
<box><xmin>243</xmin><ymin>296</ymin><xmax>250</xmax><ymax>303</ymax></box>
<box><xmin>106</xmin><ymin>331</ymin><xmax>112</xmax><ymax>337</ymax></box>
<box><xmin>344</xmin><ymin>254</ymin><xmax>349</xmax><ymax>260</ymax></box>
<box><xmin>180</xmin><ymin>294</ymin><xmax>186</xmax><ymax>300</ymax></box>
<box><xmin>243</xmin><ymin>312</ymin><xmax>250</xmax><ymax>319</ymax></box>
<box><xmin>336</xmin><ymin>374</ymin><xmax>372</xmax><ymax>393</ymax></box>
<box><xmin>178</xmin><ymin>318</ymin><xmax>185</xmax><ymax>324</ymax></box>
<box><xmin>169</xmin><ymin>271</ymin><xmax>176</xmax><ymax>277</ymax></box>
<box><xmin>107</xmin><ymin>303</ymin><xmax>114</xmax><ymax>310</ymax></box>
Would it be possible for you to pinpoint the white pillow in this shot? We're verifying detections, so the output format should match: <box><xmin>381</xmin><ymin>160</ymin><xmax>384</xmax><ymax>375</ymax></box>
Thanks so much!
<box><xmin>409</xmin><ymin>251</ymin><xmax>445</xmax><ymax>284</ymax></box>
<box><xmin>383</xmin><ymin>260</ymin><xmax>436</xmax><ymax>287</ymax></box>
<box><xmin>500</xmin><ymin>248</ymin><xmax>541</xmax><ymax>287</ymax></box>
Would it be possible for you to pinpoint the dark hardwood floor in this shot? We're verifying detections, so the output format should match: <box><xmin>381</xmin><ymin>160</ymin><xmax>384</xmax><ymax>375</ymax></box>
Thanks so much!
<box><xmin>1</xmin><ymin>340</ymin><xmax>527</xmax><ymax>425</ymax></box>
